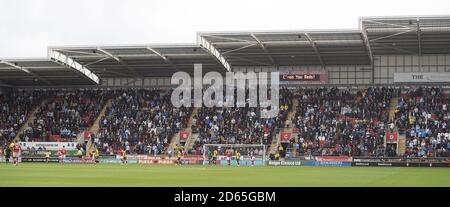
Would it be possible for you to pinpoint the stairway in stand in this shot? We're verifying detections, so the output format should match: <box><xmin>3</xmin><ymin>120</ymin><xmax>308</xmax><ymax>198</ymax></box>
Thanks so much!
<box><xmin>167</xmin><ymin>107</ymin><xmax>199</xmax><ymax>153</ymax></box>
<box><xmin>387</xmin><ymin>96</ymin><xmax>399</xmax><ymax>133</ymax></box>
<box><xmin>184</xmin><ymin>108</ymin><xmax>200</xmax><ymax>152</ymax></box>
<box><xmin>184</xmin><ymin>133</ymin><xmax>200</xmax><ymax>153</ymax></box>
<box><xmin>389</xmin><ymin>96</ymin><xmax>399</xmax><ymax>122</ymax></box>
<box><xmin>14</xmin><ymin>98</ymin><xmax>49</xmax><ymax>141</ymax></box>
<box><xmin>86</xmin><ymin>98</ymin><xmax>113</xmax><ymax>153</ymax></box>
<box><xmin>387</xmin><ymin>96</ymin><xmax>406</xmax><ymax>155</ymax></box>
<box><xmin>268</xmin><ymin>98</ymin><xmax>299</xmax><ymax>155</ymax></box>
<box><xmin>89</xmin><ymin>98</ymin><xmax>113</xmax><ymax>135</ymax></box>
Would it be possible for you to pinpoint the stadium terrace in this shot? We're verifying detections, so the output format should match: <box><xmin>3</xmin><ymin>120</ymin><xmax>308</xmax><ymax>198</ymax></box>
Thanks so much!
<box><xmin>0</xmin><ymin>15</ymin><xmax>449</xmax><ymax>173</ymax></box>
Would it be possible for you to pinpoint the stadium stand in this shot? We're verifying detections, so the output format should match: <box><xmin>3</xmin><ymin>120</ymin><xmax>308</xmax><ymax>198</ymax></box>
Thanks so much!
<box><xmin>190</xmin><ymin>106</ymin><xmax>275</xmax><ymax>153</ymax></box>
<box><xmin>0</xmin><ymin>87</ymin><xmax>448</xmax><ymax>158</ymax></box>
<box><xmin>96</xmin><ymin>89</ymin><xmax>192</xmax><ymax>155</ymax></box>
<box><xmin>21</xmin><ymin>90</ymin><xmax>110</xmax><ymax>142</ymax></box>
<box><xmin>395</xmin><ymin>87</ymin><xmax>449</xmax><ymax>157</ymax></box>
<box><xmin>0</xmin><ymin>91</ymin><xmax>45</xmax><ymax>145</ymax></box>
<box><xmin>187</xmin><ymin>88</ymin><xmax>292</xmax><ymax>155</ymax></box>
<box><xmin>290</xmin><ymin>87</ymin><xmax>398</xmax><ymax>157</ymax></box>
<box><xmin>0</xmin><ymin>15</ymin><xmax>449</xmax><ymax>160</ymax></box>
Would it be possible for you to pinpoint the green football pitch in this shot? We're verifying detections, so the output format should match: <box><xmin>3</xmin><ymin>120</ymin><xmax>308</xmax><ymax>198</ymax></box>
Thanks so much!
<box><xmin>0</xmin><ymin>163</ymin><xmax>449</xmax><ymax>187</ymax></box>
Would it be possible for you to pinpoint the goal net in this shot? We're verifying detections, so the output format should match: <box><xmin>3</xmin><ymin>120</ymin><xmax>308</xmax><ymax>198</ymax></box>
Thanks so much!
<box><xmin>202</xmin><ymin>144</ymin><xmax>266</xmax><ymax>166</ymax></box>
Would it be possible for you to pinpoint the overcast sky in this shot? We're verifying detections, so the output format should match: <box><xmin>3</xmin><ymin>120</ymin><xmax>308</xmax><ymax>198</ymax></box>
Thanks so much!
<box><xmin>0</xmin><ymin>0</ymin><xmax>449</xmax><ymax>58</ymax></box>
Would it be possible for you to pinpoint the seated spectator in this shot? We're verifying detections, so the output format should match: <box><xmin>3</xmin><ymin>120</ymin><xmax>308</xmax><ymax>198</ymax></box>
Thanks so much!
<box><xmin>25</xmin><ymin>90</ymin><xmax>110</xmax><ymax>142</ymax></box>
<box><xmin>1</xmin><ymin>91</ymin><xmax>45</xmax><ymax>145</ymax></box>
<box><xmin>96</xmin><ymin>89</ymin><xmax>192</xmax><ymax>155</ymax></box>
<box><xmin>395</xmin><ymin>87</ymin><xmax>449</xmax><ymax>158</ymax></box>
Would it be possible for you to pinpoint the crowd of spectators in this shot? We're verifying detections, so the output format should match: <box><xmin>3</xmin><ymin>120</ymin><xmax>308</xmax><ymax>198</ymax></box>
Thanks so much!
<box><xmin>0</xmin><ymin>86</ymin><xmax>448</xmax><ymax>158</ymax></box>
<box><xmin>21</xmin><ymin>90</ymin><xmax>110</xmax><ymax>142</ymax></box>
<box><xmin>0</xmin><ymin>91</ymin><xmax>44</xmax><ymax>146</ymax></box>
<box><xmin>290</xmin><ymin>87</ymin><xmax>397</xmax><ymax>157</ymax></box>
<box><xmin>95</xmin><ymin>89</ymin><xmax>192</xmax><ymax>155</ymax></box>
<box><xmin>395</xmin><ymin>87</ymin><xmax>449</xmax><ymax>157</ymax></box>
<box><xmin>189</xmin><ymin>88</ymin><xmax>293</xmax><ymax>155</ymax></box>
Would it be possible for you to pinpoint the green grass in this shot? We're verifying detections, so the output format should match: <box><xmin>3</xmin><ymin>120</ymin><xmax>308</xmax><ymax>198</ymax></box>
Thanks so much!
<box><xmin>0</xmin><ymin>163</ymin><xmax>449</xmax><ymax>187</ymax></box>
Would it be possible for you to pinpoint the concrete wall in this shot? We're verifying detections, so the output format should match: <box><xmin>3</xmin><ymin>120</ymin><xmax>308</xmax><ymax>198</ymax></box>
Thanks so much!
<box><xmin>373</xmin><ymin>55</ymin><xmax>450</xmax><ymax>84</ymax></box>
<box><xmin>233</xmin><ymin>54</ymin><xmax>450</xmax><ymax>85</ymax></box>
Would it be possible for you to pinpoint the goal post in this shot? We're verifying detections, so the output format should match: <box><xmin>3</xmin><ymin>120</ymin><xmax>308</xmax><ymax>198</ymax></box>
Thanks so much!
<box><xmin>202</xmin><ymin>144</ymin><xmax>267</xmax><ymax>166</ymax></box>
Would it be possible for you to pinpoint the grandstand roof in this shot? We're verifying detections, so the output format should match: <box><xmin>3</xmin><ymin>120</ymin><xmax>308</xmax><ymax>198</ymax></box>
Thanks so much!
<box><xmin>0</xmin><ymin>58</ymin><xmax>95</xmax><ymax>86</ymax></box>
<box><xmin>48</xmin><ymin>44</ymin><xmax>226</xmax><ymax>78</ymax></box>
<box><xmin>360</xmin><ymin>15</ymin><xmax>450</xmax><ymax>55</ymax></box>
<box><xmin>198</xmin><ymin>30</ymin><xmax>371</xmax><ymax>67</ymax></box>
<box><xmin>1</xmin><ymin>15</ymin><xmax>449</xmax><ymax>87</ymax></box>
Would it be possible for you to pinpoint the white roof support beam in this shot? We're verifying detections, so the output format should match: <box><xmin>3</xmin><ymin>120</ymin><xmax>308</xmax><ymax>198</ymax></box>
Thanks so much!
<box><xmin>84</xmin><ymin>57</ymin><xmax>110</xmax><ymax>67</ymax></box>
<box><xmin>201</xmin><ymin>35</ymin><xmax>254</xmax><ymax>43</ymax></box>
<box><xmin>199</xmin><ymin>36</ymin><xmax>232</xmax><ymax>72</ymax></box>
<box><xmin>417</xmin><ymin>17</ymin><xmax>422</xmax><ymax>56</ymax></box>
<box><xmin>304</xmin><ymin>33</ymin><xmax>325</xmax><ymax>68</ymax></box>
<box><xmin>360</xmin><ymin>29</ymin><xmax>374</xmax><ymax>66</ymax></box>
<box><xmin>49</xmin><ymin>50</ymin><xmax>100</xmax><ymax>84</ymax></box>
<box><xmin>369</xmin><ymin>29</ymin><xmax>414</xmax><ymax>43</ymax></box>
<box><xmin>56</xmin><ymin>49</ymin><xmax>109</xmax><ymax>57</ymax></box>
<box><xmin>365</xmin><ymin>27</ymin><xmax>450</xmax><ymax>32</ymax></box>
<box><xmin>146</xmin><ymin>47</ymin><xmax>178</xmax><ymax>70</ymax></box>
<box><xmin>362</xmin><ymin>19</ymin><xmax>414</xmax><ymax>29</ymax></box>
<box><xmin>417</xmin><ymin>17</ymin><xmax>422</xmax><ymax>69</ymax></box>
<box><xmin>67</xmin><ymin>53</ymin><xmax>210</xmax><ymax>59</ymax></box>
<box><xmin>222</xmin><ymin>43</ymin><xmax>258</xmax><ymax>55</ymax></box>
<box><xmin>0</xmin><ymin>66</ymin><xmax>62</xmax><ymax>69</ymax></box>
<box><xmin>214</xmin><ymin>39</ymin><xmax>363</xmax><ymax>45</ymax></box>
<box><xmin>97</xmin><ymin>48</ymin><xmax>141</xmax><ymax>78</ymax></box>
<box><xmin>96</xmin><ymin>48</ymin><xmax>120</xmax><ymax>62</ymax></box>
<box><xmin>250</xmin><ymin>33</ymin><xmax>277</xmax><ymax>66</ymax></box>
<box><xmin>0</xmin><ymin>60</ymin><xmax>31</xmax><ymax>74</ymax></box>
<box><xmin>0</xmin><ymin>60</ymin><xmax>52</xmax><ymax>85</ymax></box>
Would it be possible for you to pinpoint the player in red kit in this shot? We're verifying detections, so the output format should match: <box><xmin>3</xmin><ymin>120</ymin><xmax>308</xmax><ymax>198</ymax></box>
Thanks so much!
<box><xmin>59</xmin><ymin>146</ymin><xmax>67</xmax><ymax>164</ymax></box>
<box><xmin>120</xmin><ymin>148</ymin><xmax>127</xmax><ymax>165</ymax></box>
<box><xmin>226</xmin><ymin>148</ymin><xmax>233</xmax><ymax>166</ymax></box>
<box><xmin>12</xmin><ymin>140</ymin><xmax>21</xmax><ymax>166</ymax></box>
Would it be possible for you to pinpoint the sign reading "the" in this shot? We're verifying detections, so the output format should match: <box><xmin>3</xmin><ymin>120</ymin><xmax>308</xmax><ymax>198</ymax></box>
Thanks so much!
<box><xmin>394</xmin><ymin>72</ymin><xmax>450</xmax><ymax>83</ymax></box>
